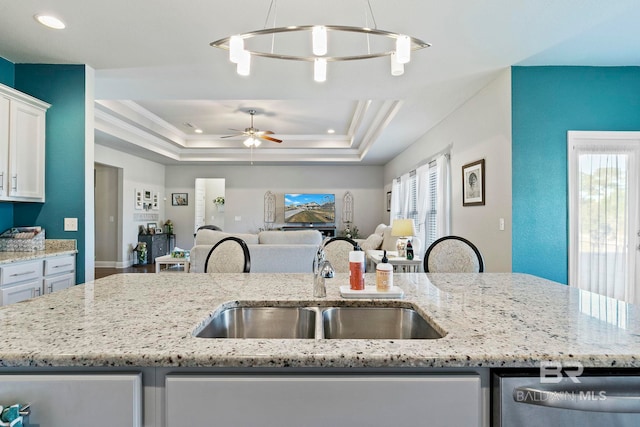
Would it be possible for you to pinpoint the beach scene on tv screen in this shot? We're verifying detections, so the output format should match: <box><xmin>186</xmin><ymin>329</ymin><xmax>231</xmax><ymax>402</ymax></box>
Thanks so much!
<box><xmin>284</xmin><ymin>194</ymin><xmax>335</xmax><ymax>223</ymax></box>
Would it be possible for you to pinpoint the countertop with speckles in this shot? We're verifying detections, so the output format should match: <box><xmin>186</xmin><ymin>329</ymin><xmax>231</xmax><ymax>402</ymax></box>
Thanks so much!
<box><xmin>0</xmin><ymin>239</ymin><xmax>77</xmax><ymax>265</ymax></box>
<box><xmin>0</xmin><ymin>272</ymin><xmax>638</xmax><ymax>369</ymax></box>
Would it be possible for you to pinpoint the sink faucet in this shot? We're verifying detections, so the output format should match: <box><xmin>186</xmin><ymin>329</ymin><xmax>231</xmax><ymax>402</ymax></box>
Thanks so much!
<box><xmin>314</xmin><ymin>245</ymin><xmax>334</xmax><ymax>298</ymax></box>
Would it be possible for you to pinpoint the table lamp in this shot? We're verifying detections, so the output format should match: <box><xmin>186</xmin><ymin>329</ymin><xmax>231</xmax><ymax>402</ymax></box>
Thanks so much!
<box><xmin>391</xmin><ymin>219</ymin><xmax>416</xmax><ymax>258</ymax></box>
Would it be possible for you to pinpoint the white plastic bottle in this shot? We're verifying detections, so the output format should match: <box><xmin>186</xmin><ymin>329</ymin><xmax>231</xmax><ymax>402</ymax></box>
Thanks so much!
<box><xmin>376</xmin><ymin>250</ymin><xmax>393</xmax><ymax>291</ymax></box>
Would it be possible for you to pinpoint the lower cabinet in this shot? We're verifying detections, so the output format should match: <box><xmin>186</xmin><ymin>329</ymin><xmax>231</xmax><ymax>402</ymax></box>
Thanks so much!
<box><xmin>165</xmin><ymin>374</ymin><xmax>481</xmax><ymax>427</ymax></box>
<box><xmin>0</xmin><ymin>254</ymin><xmax>76</xmax><ymax>305</ymax></box>
<box><xmin>43</xmin><ymin>254</ymin><xmax>76</xmax><ymax>294</ymax></box>
<box><xmin>0</xmin><ymin>278</ymin><xmax>42</xmax><ymax>305</ymax></box>
<box><xmin>0</xmin><ymin>373</ymin><xmax>142</xmax><ymax>427</ymax></box>
<box><xmin>0</xmin><ymin>259</ymin><xmax>42</xmax><ymax>305</ymax></box>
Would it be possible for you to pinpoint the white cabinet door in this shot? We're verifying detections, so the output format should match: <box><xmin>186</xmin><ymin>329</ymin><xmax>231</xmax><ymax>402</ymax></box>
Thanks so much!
<box><xmin>0</xmin><ymin>373</ymin><xmax>142</xmax><ymax>427</ymax></box>
<box><xmin>8</xmin><ymin>100</ymin><xmax>46</xmax><ymax>201</ymax></box>
<box><xmin>0</xmin><ymin>95</ymin><xmax>9</xmax><ymax>198</ymax></box>
<box><xmin>166</xmin><ymin>374</ymin><xmax>481</xmax><ymax>427</ymax></box>
<box><xmin>0</xmin><ymin>83</ymin><xmax>49</xmax><ymax>202</ymax></box>
<box><xmin>0</xmin><ymin>279</ymin><xmax>42</xmax><ymax>305</ymax></box>
<box><xmin>44</xmin><ymin>272</ymin><xmax>75</xmax><ymax>294</ymax></box>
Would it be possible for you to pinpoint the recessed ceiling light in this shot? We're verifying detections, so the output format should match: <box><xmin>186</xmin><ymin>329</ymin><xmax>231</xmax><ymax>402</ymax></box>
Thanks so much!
<box><xmin>194</xmin><ymin>128</ymin><xmax>203</xmax><ymax>134</ymax></box>
<box><xmin>327</xmin><ymin>129</ymin><xmax>335</xmax><ymax>134</ymax></box>
<box><xmin>34</xmin><ymin>14</ymin><xmax>66</xmax><ymax>30</ymax></box>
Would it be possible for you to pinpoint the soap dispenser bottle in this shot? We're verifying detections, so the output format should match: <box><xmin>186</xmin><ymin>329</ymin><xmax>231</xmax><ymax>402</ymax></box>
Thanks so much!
<box><xmin>376</xmin><ymin>250</ymin><xmax>393</xmax><ymax>291</ymax></box>
<box><xmin>406</xmin><ymin>239</ymin><xmax>414</xmax><ymax>260</ymax></box>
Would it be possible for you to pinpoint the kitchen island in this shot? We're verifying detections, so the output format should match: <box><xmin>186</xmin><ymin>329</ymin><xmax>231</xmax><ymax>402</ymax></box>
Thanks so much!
<box><xmin>0</xmin><ymin>272</ymin><xmax>638</xmax><ymax>426</ymax></box>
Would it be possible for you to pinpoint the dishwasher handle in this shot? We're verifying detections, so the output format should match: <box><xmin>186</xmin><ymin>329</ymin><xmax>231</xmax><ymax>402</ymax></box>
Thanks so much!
<box><xmin>514</xmin><ymin>386</ymin><xmax>640</xmax><ymax>413</ymax></box>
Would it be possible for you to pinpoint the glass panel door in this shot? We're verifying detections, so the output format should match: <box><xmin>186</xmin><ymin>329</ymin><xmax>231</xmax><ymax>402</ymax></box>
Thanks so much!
<box><xmin>568</xmin><ymin>131</ymin><xmax>640</xmax><ymax>305</ymax></box>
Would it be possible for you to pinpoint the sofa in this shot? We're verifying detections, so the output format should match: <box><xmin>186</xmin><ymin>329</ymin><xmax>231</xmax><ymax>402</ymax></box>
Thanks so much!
<box><xmin>355</xmin><ymin>223</ymin><xmax>424</xmax><ymax>270</ymax></box>
<box><xmin>190</xmin><ymin>229</ymin><xmax>323</xmax><ymax>273</ymax></box>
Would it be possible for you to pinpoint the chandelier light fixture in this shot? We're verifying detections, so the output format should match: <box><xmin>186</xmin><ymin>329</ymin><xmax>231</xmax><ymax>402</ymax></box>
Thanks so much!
<box><xmin>210</xmin><ymin>0</ymin><xmax>430</xmax><ymax>82</ymax></box>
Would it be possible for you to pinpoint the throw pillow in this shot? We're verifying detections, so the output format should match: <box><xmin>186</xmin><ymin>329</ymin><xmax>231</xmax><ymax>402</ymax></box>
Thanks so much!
<box><xmin>374</xmin><ymin>223</ymin><xmax>387</xmax><ymax>236</ymax></box>
<box><xmin>360</xmin><ymin>233</ymin><xmax>384</xmax><ymax>251</ymax></box>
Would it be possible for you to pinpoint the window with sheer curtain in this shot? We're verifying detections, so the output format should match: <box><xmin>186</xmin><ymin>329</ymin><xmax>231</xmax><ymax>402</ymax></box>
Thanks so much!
<box><xmin>568</xmin><ymin>131</ymin><xmax>640</xmax><ymax>305</ymax></box>
<box><xmin>390</xmin><ymin>154</ymin><xmax>450</xmax><ymax>254</ymax></box>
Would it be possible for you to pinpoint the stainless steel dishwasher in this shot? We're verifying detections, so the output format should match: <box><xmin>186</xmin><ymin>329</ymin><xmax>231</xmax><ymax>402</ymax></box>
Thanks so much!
<box><xmin>493</xmin><ymin>370</ymin><xmax>640</xmax><ymax>426</ymax></box>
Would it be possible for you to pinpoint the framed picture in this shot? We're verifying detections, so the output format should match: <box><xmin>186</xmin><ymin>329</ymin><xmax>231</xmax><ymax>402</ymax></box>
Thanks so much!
<box><xmin>462</xmin><ymin>159</ymin><xmax>485</xmax><ymax>206</ymax></box>
<box><xmin>386</xmin><ymin>191</ymin><xmax>391</xmax><ymax>212</ymax></box>
<box><xmin>147</xmin><ymin>223</ymin><xmax>157</xmax><ymax>231</ymax></box>
<box><xmin>143</xmin><ymin>190</ymin><xmax>152</xmax><ymax>202</ymax></box>
<box><xmin>172</xmin><ymin>193</ymin><xmax>188</xmax><ymax>206</ymax></box>
<box><xmin>134</xmin><ymin>188</ymin><xmax>143</xmax><ymax>210</ymax></box>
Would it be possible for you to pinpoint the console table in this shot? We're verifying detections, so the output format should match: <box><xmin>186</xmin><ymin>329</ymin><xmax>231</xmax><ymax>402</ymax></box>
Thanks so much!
<box><xmin>282</xmin><ymin>225</ymin><xmax>336</xmax><ymax>237</ymax></box>
<box><xmin>367</xmin><ymin>250</ymin><xmax>421</xmax><ymax>272</ymax></box>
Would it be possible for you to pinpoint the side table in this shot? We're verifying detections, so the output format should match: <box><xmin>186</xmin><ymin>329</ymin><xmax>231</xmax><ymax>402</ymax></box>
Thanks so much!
<box><xmin>367</xmin><ymin>250</ymin><xmax>421</xmax><ymax>272</ymax></box>
<box><xmin>155</xmin><ymin>254</ymin><xmax>190</xmax><ymax>273</ymax></box>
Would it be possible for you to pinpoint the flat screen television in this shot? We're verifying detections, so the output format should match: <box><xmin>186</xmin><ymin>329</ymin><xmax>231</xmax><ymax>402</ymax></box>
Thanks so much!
<box><xmin>284</xmin><ymin>193</ymin><xmax>335</xmax><ymax>224</ymax></box>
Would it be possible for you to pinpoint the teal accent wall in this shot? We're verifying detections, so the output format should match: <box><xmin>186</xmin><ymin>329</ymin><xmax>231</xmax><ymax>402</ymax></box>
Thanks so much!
<box><xmin>512</xmin><ymin>66</ymin><xmax>640</xmax><ymax>284</ymax></box>
<box><xmin>0</xmin><ymin>57</ymin><xmax>15</xmax><ymax>231</ymax></box>
<box><xmin>14</xmin><ymin>64</ymin><xmax>87</xmax><ymax>284</ymax></box>
<box><xmin>0</xmin><ymin>57</ymin><xmax>15</xmax><ymax>87</ymax></box>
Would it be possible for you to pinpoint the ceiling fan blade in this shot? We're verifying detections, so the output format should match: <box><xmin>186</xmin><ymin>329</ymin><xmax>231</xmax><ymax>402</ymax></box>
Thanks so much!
<box><xmin>220</xmin><ymin>133</ymin><xmax>245</xmax><ymax>138</ymax></box>
<box><xmin>260</xmin><ymin>135</ymin><xmax>282</xmax><ymax>143</ymax></box>
<box><xmin>258</xmin><ymin>130</ymin><xmax>275</xmax><ymax>135</ymax></box>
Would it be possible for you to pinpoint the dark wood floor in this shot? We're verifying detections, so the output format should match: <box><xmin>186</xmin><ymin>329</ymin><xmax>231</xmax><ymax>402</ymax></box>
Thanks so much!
<box><xmin>94</xmin><ymin>264</ymin><xmax>155</xmax><ymax>279</ymax></box>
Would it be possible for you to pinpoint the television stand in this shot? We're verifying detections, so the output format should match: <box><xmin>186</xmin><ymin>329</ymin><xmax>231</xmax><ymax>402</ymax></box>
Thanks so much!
<box><xmin>282</xmin><ymin>225</ymin><xmax>336</xmax><ymax>238</ymax></box>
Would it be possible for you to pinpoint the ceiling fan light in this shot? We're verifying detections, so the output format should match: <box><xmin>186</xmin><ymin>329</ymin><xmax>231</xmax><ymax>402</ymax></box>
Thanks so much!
<box><xmin>396</xmin><ymin>35</ymin><xmax>411</xmax><ymax>64</ymax></box>
<box><xmin>236</xmin><ymin>49</ymin><xmax>251</xmax><ymax>76</ymax></box>
<box><xmin>314</xmin><ymin>57</ymin><xmax>327</xmax><ymax>82</ymax></box>
<box><xmin>390</xmin><ymin>52</ymin><xmax>404</xmax><ymax>76</ymax></box>
<box><xmin>243</xmin><ymin>136</ymin><xmax>261</xmax><ymax>147</ymax></box>
<box><xmin>229</xmin><ymin>35</ymin><xmax>244</xmax><ymax>63</ymax></box>
<box><xmin>312</xmin><ymin>26</ymin><xmax>327</xmax><ymax>56</ymax></box>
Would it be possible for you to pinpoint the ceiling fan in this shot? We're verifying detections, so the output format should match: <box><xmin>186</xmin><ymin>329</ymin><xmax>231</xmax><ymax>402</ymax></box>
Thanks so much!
<box><xmin>221</xmin><ymin>109</ymin><xmax>282</xmax><ymax>147</ymax></box>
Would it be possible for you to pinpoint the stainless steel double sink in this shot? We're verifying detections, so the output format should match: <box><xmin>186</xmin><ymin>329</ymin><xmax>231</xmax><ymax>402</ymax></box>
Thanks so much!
<box><xmin>195</xmin><ymin>304</ymin><xmax>445</xmax><ymax>340</ymax></box>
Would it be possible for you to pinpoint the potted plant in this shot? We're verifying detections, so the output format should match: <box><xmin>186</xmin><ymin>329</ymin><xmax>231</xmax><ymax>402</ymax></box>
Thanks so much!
<box><xmin>214</xmin><ymin>196</ymin><xmax>225</xmax><ymax>212</ymax></box>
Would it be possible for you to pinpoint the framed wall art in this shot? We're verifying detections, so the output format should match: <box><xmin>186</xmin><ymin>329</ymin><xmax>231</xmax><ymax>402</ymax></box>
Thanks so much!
<box><xmin>172</xmin><ymin>193</ymin><xmax>188</xmax><ymax>206</ymax></box>
<box><xmin>462</xmin><ymin>159</ymin><xmax>485</xmax><ymax>206</ymax></box>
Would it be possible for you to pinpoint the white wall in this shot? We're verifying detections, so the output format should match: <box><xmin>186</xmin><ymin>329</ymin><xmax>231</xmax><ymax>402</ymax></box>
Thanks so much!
<box><xmin>94</xmin><ymin>144</ymin><xmax>166</xmax><ymax>266</ymax></box>
<box><xmin>384</xmin><ymin>68</ymin><xmax>512</xmax><ymax>272</ymax></box>
<box><xmin>165</xmin><ymin>165</ymin><xmax>386</xmax><ymax>250</ymax></box>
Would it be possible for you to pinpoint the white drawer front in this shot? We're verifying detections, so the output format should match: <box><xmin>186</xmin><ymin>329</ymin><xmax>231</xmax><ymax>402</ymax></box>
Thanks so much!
<box><xmin>0</xmin><ymin>373</ymin><xmax>142</xmax><ymax>427</ymax></box>
<box><xmin>44</xmin><ymin>254</ymin><xmax>75</xmax><ymax>275</ymax></box>
<box><xmin>1</xmin><ymin>260</ymin><xmax>42</xmax><ymax>285</ymax></box>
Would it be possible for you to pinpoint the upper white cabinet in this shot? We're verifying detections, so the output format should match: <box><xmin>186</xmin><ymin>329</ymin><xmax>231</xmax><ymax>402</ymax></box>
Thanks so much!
<box><xmin>0</xmin><ymin>83</ymin><xmax>50</xmax><ymax>202</ymax></box>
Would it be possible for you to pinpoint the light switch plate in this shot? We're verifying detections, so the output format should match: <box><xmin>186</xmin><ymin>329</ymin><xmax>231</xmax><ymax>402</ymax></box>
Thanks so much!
<box><xmin>64</xmin><ymin>217</ymin><xmax>78</xmax><ymax>231</ymax></box>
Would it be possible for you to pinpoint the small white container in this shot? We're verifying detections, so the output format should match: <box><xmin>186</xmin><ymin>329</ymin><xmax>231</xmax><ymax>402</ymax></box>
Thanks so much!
<box><xmin>376</xmin><ymin>261</ymin><xmax>393</xmax><ymax>291</ymax></box>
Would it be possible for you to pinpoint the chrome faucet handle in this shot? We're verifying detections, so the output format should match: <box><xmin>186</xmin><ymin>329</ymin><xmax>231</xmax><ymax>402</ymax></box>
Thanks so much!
<box><xmin>320</xmin><ymin>260</ymin><xmax>334</xmax><ymax>279</ymax></box>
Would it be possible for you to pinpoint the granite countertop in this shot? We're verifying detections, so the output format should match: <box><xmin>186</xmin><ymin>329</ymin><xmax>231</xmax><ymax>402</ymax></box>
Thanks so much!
<box><xmin>0</xmin><ymin>239</ymin><xmax>77</xmax><ymax>265</ymax></box>
<box><xmin>0</xmin><ymin>272</ymin><xmax>638</xmax><ymax>369</ymax></box>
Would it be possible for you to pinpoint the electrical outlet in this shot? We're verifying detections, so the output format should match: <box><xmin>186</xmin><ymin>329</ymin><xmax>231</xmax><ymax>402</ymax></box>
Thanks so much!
<box><xmin>234</xmin><ymin>216</ymin><xmax>241</xmax><ymax>222</ymax></box>
<box><xmin>499</xmin><ymin>218</ymin><xmax>505</xmax><ymax>231</ymax></box>
<box><xmin>64</xmin><ymin>217</ymin><xmax>78</xmax><ymax>231</ymax></box>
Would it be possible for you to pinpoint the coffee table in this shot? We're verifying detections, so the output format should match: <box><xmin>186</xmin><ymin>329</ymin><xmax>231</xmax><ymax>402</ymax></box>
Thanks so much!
<box><xmin>155</xmin><ymin>254</ymin><xmax>190</xmax><ymax>273</ymax></box>
<box><xmin>367</xmin><ymin>250</ymin><xmax>421</xmax><ymax>273</ymax></box>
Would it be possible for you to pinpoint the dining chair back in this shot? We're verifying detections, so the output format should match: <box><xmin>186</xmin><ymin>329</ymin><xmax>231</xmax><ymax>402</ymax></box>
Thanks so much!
<box><xmin>423</xmin><ymin>236</ymin><xmax>484</xmax><ymax>273</ymax></box>
<box><xmin>322</xmin><ymin>236</ymin><xmax>358</xmax><ymax>273</ymax></box>
<box><xmin>204</xmin><ymin>236</ymin><xmax>251</xmax><ymax>273</ymax></box>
